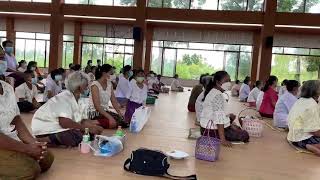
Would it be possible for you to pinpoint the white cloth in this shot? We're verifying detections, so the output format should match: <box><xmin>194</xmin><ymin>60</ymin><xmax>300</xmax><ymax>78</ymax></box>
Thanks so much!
<box><xmin>221</xmin><ymin>82</ymin><xmax>232</xmax><ymax>91</ymax></box>
<box><xmin>15</xmin><ymin>83</ymin><xmax>38</xmax><ymax>103</ymax></box>
<box><xmin>278</xmin><ymin>86</ymin><xmax>287</xmax><ymax>97</ymax></box>
<box><xmin>273</xmin><ymin>92</ymin><xmax>297</xmax><ymax>128</ymax></box>
<box><xmin>171</xmin><ymin>79</ymin><xmax>182</xmax><ymax>91</ymax></box>
<box><xmin>115</xmin><ymin>74</ymin><xmax>131</xmax><ymax>99</ymax></box>
<box><xmin>0</xmin><ymin>80</ymin><xmax>20</xmax><ymax>140</ymax></box>
<box><xmin>147</xmin><ymin>77</ymin><xmax>157</xmax><ymax>90</ymax></box>
<box><xmin>89</xmin><ymin>81</ymin><xmax>112</xmax><ymax>112</ymax></box>
<box><xmin>17</xmin><ymin>67</ymin><xmax>26</xmax><ymax>72</ymax></box>
<box><xmin>256</xmin><ymin>91</ymin><xmax>264</xmax><ymax>110</ymax></box>
<box><xmin>200</xmin><ymin>88</ymin><xmax>230</xmax><ymax>129</ymax></box>
<box><xmin>287</xmin><ymin>98</ymin><xmax>319</xmax><ymax>142</ymax></box>
<box><xmin>239</xmin><ymin>83</ymin><xmax>250</xmax><ymax>101</ymax></box>
<box><xmin>43</xmin><ymin>75</ymin><xmax>62</xmax><ymax>102</ymax></box>
<box><xmin>32</xmin><ymin>90</ymin><xmax>88</xmax><ymax>136</ymax></box>
<box><xmin>247</xmin><ymin>87</ymin><xmax>261</xmax><ymax>103</ymax></box>
<box><xmin>231</xmin><ymin>84</ymin><xmax>240</xmax><ymax>96</ymax></box>
<box><xmin>129</xmin><ymin>80</ymin><xmax>148</xmax><ymax>104</ymax></box>
<box><xmin>195</xmin><ymin>91</ymin><xmax>204</xmax><ymax>122</ymax></box>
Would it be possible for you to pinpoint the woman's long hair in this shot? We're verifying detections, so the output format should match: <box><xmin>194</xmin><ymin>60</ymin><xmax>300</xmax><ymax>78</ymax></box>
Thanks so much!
<box><xmin>95</xmin><ymin>64</ymin><xmax>112</xmax><ymax>80</ymax></box>
<box><xmin>202</xmin><ymin>71</ymin><xmax>229</xmax><ymax>102</ymax></box>
<box><xmin>262</xmin><ymin>75</ymin><xmax>278</xmax><ymax>92</ymax></box>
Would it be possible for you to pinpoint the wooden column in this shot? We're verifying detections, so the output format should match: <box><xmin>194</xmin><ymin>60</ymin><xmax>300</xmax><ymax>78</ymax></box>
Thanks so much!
<box><xmin>256</xmin><ymin>0</ymin><xmax>277</xmax><ymax>81</ymax></box>
<box><xmin>133</xmin><ymin>0</ymin><xmax>147</xmax><ymax>69</ymax></box>
<box><xmin>250</xmin><ymin>30</ymin><xmax>261</xmax><ymax>83</ymax></box>
<box><xmin>73</xmin><ymin>21</ymin><xmax>82</xmax><ymax>65</ymax></box>
<box><xmin>49</xmin><ymin>0</ymin><xmax>64</xmax><ymax>72</ymax></box>
<box><xmin>6</xmin><ymin>17</ymin><xmax>15</xmax><ymax>51</ymax></box>
<box><xmin>144</xmin><ymin>26</ymin><xmax>153</xmax><ymax>72</ymax></box>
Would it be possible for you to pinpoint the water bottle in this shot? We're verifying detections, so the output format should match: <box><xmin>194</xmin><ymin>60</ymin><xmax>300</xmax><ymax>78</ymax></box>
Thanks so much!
<box><xmin>115</xmin><ymin>126</ymin><xmax>125</xmax><ymax>137</ymax></box>
<box><xmin>83</xmin><ymin>128</ymin><xmax>90</xmax><ymax>143</ymax></box>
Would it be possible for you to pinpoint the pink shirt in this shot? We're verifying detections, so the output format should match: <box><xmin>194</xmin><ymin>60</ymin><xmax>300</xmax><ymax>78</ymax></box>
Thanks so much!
<box><xmin>259</xmin><ymin>87</ymin><xmax>278</xmax><ymax>115</ymax></box>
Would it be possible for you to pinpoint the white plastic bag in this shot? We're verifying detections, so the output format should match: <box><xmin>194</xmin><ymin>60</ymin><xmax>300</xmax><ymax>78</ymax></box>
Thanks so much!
<box><xmin>130</xmin><ymin>106</ymin><xmax>151</xmax><ymax>133</ymax></box>
<box><xmin>89</xmin><ymin>135</ymin><xmax>123</xmax><ymax>157</ymax></box>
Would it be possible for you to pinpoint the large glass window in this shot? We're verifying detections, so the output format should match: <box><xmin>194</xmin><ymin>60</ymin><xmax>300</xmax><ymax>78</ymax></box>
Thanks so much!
<box><xmin>271</xmin><ymin>46</ymin><xmax>320</xmax><ymax>82</ymax></box>
<box><xmin>63</xmin><ymin>35</ymin><xmax>74</xmax><ymax>69</ymax></box>
<box><xmin>150</xmin><ymin>0</ymin><xmax>263</xmax><ymax>11</ymax></box>
<box><xmin>65</xmin><ymin>0</ymin><xmax>136</xmax><ymax>6</ymax></box>
<box><xmin>277</xmin><ymin>0</ymin><xmax>320</xmax><ymax>13</ymax></box>
<box><xmin>151</xmin><ymin>41</ymin><xmax>252</xmax><ymax>80</ymax></box>
<box><xmin>6</xmin><ymin>0</ymin><xmax>51</xmax><ymax>2</ymax></box>
<box><xmin>0</xmin><ymin>31</ymin><xmax>6</xmax><ymax>44</ymax></box>
<box><xmin>81</xmin><ymin>36</ymin><xmax>134</xmax><ymax>72</ymax></box>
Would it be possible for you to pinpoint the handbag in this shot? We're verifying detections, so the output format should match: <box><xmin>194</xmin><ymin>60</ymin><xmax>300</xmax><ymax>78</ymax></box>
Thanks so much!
<box><xmin>195</xmin><ymin>120</ymin><xmax>221</xmax><ymax>162</ymax></box>
<box><xmin>124</xmin><ymin>148</ymin><xmax>197</xmax><ymax>180</ymax></box>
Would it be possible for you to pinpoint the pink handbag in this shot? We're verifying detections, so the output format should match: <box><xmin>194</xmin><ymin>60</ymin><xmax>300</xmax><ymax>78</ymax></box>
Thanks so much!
<box><xmin>195</xmin><ymin>120</ymin><xmax>221</xmax><ymax>162</ymax></box>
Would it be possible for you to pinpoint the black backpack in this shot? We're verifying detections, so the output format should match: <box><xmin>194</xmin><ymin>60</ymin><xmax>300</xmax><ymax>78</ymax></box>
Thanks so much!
<box><xmin>124</xmin><ymin>148</ymin><xmax>197</xmax><ymax>180</ymax></box>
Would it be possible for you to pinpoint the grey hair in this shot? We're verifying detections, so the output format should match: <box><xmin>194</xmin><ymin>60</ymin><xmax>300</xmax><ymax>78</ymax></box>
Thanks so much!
<box><xmin>65</xmin><ymin>71</ymin><xmax>90</xmax><ymax>92</ymax></box>
<box><xmin>300</xmin><ymin>80</ymin><xmax>320</xmax><ymax>98</ymax></box>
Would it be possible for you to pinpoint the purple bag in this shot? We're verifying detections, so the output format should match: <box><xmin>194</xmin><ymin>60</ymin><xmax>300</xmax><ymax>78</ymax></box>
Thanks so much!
<box><xmin>195</xmin><ymin>120</ymin><xmax>221</xmax><ymax>162</ymax></box>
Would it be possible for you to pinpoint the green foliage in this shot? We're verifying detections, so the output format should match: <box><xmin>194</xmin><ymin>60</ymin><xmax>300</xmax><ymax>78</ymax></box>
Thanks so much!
<box><xmin>305</xmin><ymin>56</ymin><xmax>320</xmax><ymax>79</ymax></box>
<box><xmin>277</xmin><ymin>0</ymin><xmax>319</xmax><ymax>12</ymax></box>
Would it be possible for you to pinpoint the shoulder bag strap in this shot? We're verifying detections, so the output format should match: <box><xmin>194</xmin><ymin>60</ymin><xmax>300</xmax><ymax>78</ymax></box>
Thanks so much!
<box><xmin>123</xmin><ymin>158</ymin><xmax>131</xmax><ymax>172</ymax></box>
<box><xmin>164</xmin><ymin>172</ymin><xmax>197</xmax><ymax>180</ymax></box>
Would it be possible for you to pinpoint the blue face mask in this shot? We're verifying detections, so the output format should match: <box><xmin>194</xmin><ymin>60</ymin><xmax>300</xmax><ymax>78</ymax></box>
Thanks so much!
<box><xmin>128</xmin><ymin>71</ymin><xmax>133</xmax><ymax>78</ymax></box>
<box><xmin>55</xmin><ymin>75</ymin><xmax>63</xmax><ymax>81</ymax></box>
<box><xmin>81</xmin><ymin>88</ymin><xmax>90</xmax><ymax>98</ymax></box>
<box><xmin>5</xmin><ymin>47</ymin><xmax>13</xmax><ymax>54</ymax></box>
<box><xmin>31</xmin><ymin>78</ymin><xmax>37</xmax><ymax>85</ymax></box>
<box><xmin>0</xmin><ymin>61</ymin><xmax>7</xmax><ymax>75</ymax></box>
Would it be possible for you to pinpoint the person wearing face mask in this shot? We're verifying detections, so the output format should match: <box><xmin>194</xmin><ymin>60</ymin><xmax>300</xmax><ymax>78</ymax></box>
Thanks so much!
<box><xmin>88</xmin><ymin>64</ymin><xmax>128</xmax><ymax>129</ymax></box>
<box><xmin>0</xmin><ymin>54</ymin><xmax>54</xmax><ymax>179</ymax></box>
<box><xmin>32</xmin><ymin>71</ymin><xmax>103</xmax><ymax>147</ymax></box>
<box><xmin>273</xmin><ymin>80</ymin><xmax>299</xmax><ymax>129</ymax></box>
<box><xmin>200</xmin><ymin>71</ymin><xmax>249</xmax><ymax>147</ymax></box>
<box><xmin>115</xmin><ymin>65</ymin><xmax>133</xmax><ymax>107</ymax></box>
<box><xmin>147</xmin><ymin>72</ymin><xmax>161</xmax><ymax>94</ymax></box>
<box><xmin>239</xmin><ymin>76</ymin><xmax>251</xmax><ymax>102</ymax></box>
<box><xmin>43</xmin><ymin>69</ymin><xmax>63</xmax><ymax>102</ymax></box>
<box><xmin>259</xmin><ymin>76</ymin><xmax>279</xmax><ymax>118</ymax></box>
<box><xmin>109</xmin><ymin>66</ymin><xmax>118</xmax><ymax>89</ymax></box>
<box><xmin>287</xmin><ymin>80</ymin><xmax>320</xmax><ymax>156</ymax></box>
<box><xmin>85</xmin><ymin>60</ymin><xmax>93</xmax><ymax>74</ymax></box>
<box><xmin>17</xmin><ymin>60</ymin><xmax>27</xmax><ymax>73</ymax></box>
<box><xmin>27</xmin><ymin>61</ymin><xmax>45</xmax><ymax>92</ymax></box>
<box><xmin>124</xmin><ymin>69</ymin><xmax>148</xmax><ymax>123</ymax></box>
<box><xmin>15</xmin><ymin>70</ymin><xmax>42</xmax><ymax>112</ymax></box>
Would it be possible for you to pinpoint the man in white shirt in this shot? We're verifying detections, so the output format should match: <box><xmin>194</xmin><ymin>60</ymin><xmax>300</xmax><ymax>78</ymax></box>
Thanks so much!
<box><xmin>247</xmin><ymin>80</ymin><xmax>263</xmax><ymax>107</ymax></box>
<box><xmin>43</xmin><ymin>69</ymin><xmax>63</xmax><ymax>102</ymax></box>
<box><xmin>15</xmin><ymin>70</ymin><xmax>41</xmax><ymax>112</ymax></box>
<box><xmin>274</xmin><ymin>80</ymin><xmax>299</xmax><ymax>128</ymax></box>
<box><xmin>171</xmin><ymin>74</ymin><xmax>184</xmax><ymax>92</ymax></box>
<box><xmin>32</xmin><ymin>71</ymin><xmax>103</xmax><ymax>147</ymax></box>
<box><xmin>115</xmin><ymin>65</ymin><xmax>132</xmax><ymax>106</ymax></box>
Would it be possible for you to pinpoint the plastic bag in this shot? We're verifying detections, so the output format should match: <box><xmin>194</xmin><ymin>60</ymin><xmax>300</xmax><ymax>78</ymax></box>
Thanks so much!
<box><xmin>130</xmin><ymin>106</ymin><xmax>151</xmax><ymax>133</ymax></box>
<box><xmin>89</xmin><ymin>135</ymin><xmax>123</xmax><ymax>157</ymax></box>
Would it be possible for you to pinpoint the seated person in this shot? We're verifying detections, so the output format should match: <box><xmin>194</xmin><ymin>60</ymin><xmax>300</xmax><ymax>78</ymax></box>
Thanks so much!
<box><xmin>89</xmin><ymin>64</ymin><xmax>127</xmax><ymax>129</ymax></box>
<box><xmin>147</xmin><ymin>72</ymin><xmax>160</xmax><ymax>94</ymax></box>
<box><xmin>32</xmin><ymin>72</ymin><xmax>103</xmax><ymax>147</ymax></box>
<box><xmin>43</xmin><ymin>69</ymin><xmax>63</xmax><ymax>102</ymax></box>
<box><xmin>287</xmin><ymin>80</ymin><xmax>320</xmax><ymax>155</ymax></box>
<box><xmin>0</xmin><ymin>61</ymin><xmax>54</xmax><ymax>179</ymax></box>
<box><xmin>274</xmin><ymin>80</ymin><xmax>299</xmax><ymax>129</ymax></box>
<box><xmin>278</xmin><ymin>79</ymin><xmax>288</xmax><ymax>97</ymax></box>
<box><xmin>171</xmin><ymin>74</ymin><xmax>184</xmax><ymax>92</ymax></box>
<box><xmin>3</xmin><ymin>40</ymin><xmax>25</xmax><ymax>88</ymax></box>
<box><xmin>231</xmin><ymin>80</ymin><xmax>240</xmax><ymax>97</ymax></box>
<box><xmin>17</xmin><ymin>60</ymin><xmax>27</xmax><ymax>72</ymax></box>
<box><xmin>115</xmin><ymin>65</ymin><xmax>132</xmax><ymax>106</ymax></box>
<box><xmin>239</xmin><ymin>77</ymin><xmax>251</xmax><ymax>102</ymax></box>
<box><xmin>156</xmin><ymin>74</ymin><xmax>165</xmax><ymax>88</ymax></box>
<box><xmin>88</xmin><ymin>66</ymin><xmax>97</xmax><ymax>83</ymax></box>
<box><xmin>187</xmin><ymin>74</ymin><xmax>207</xmax><ymax>112</ymax></box>
<box><xmin>27</xmin><ymin>61</ymin><xmax>45</xmax><ymax>92</ymax></box>
<box><xmin>259</xmin><ymin>76</ymin><xmax>278</xmax><ymax>118</ymax></box>
<box><xmin>195</xmin><ymin>75</ymin><xmax>212</xmax><ymax>123</ymax></box>
<box><xmin>84</xmin><ymin>60</ymin><xmax>92</xmax><ymax>74</ymax></box>
<box><xmin>247</xmin><ymin>80</ymin><xmax>263</xmax><ymax>107</ymax></box>
<box><xmin>15</xmin><ymin>70</ymin><xmax>42</xmax><ymax>112</ymax></box>
<box><xmin>124</xmin><ymin>69</ymin><xmax>148</xmax><ymax>123</ymax></box>
<box><xmin>200</xmin><ymin>71</ymin><xmax>249</xmax><ymax>147</ymax></box>
<box><xmin>256</xmin><ymin>91</ymin><xmax>264</xmax><ymax>111</ymax></box>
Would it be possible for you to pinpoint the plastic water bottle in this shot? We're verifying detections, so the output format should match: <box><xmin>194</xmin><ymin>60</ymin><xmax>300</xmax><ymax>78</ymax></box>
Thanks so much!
<box><xmin>115</xmin><ymin>126</ymin><xmax>125</xmax><ymax>137</ymax></box>
<box><xmin>130</xmin><ymin>121</ymin><xmax>137</xmax><ymax>132</ymax></box>
<box><xmin>83</xmin><ymin>128</ymin><xmax>90</xmax><ymax>143</ymax></box>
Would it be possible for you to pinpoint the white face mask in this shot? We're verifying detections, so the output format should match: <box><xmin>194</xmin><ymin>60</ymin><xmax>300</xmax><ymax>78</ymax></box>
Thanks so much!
<box><xmin>110</xmin><ymin>75</ymin><xmax>116</xmax><ymax>81</ymax></box>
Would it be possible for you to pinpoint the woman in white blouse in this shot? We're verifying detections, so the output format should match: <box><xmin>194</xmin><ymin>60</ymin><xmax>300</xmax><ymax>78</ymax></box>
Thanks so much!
<box><xmin>239</xmin><ymin>76</ymin><xmax>251</xmax><ymax>102</ymax></box>
<box><xmin>0</xmin><ymin>58</ymin><xmax>54</xmax><ymax>179</ymax></box>
<box><xmin>171</xmin><ymin>74</ymin><xmax>184</xmax><ymax>92</ymax></box>
<box><xmin>89</xmin><ymin>64</ymin><xmax>127</xmax><ymax>129</ymax></box>
<box><xmin>247</xmin><ymin>80</ymin><xmax>263</xmax><ymax>107</ymax></box>
<box><xmin>200</xmin><ymin>71</ymin><xmax>249</xmax><ymax>147</ymax></box>
<box><xmin>32</xmin><ymin>71</ymin><xmax>103</xmax><ymax>147</ymax></box>
<box><xmin>115</xmin><ymin>65</ymin><xmax>133</xmax><ymax>106</ymax></box>
<box><xmin>124</xmin><ymin>69</ymin><xmax>148</xmax><ymax>123</ymax></box>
